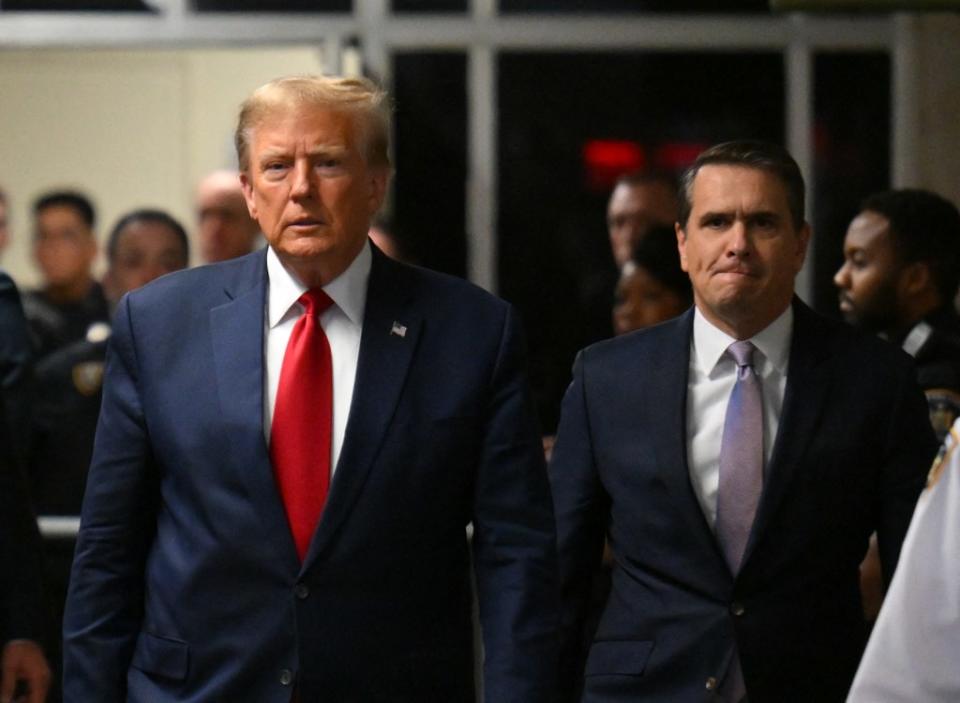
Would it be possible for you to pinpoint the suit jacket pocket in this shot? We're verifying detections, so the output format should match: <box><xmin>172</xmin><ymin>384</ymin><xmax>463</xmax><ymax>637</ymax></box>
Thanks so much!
<box><xmin>585</xmin><ymin>640</ymin><xmax>654</xmax><ymax>677</ymax></box>
<box><xmin>130</xmin><ymin>631</ymin><xmax>189</xmax><ymax>682</ymax></box>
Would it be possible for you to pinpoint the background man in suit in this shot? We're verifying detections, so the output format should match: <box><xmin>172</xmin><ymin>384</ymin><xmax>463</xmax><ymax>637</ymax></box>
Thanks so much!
<box><xmin>195</xmin><ymin>169</ymin><xmax>262</xmax><ymax>263</ymax></box>
<box><xmin>63</xmin><ymin>75</ymin><xmax>557</xmax><ymax>703</ymax></box>
<box><xmin>606</xmin><ymin>171</ymin><xmax>680</xmax><ymax>271</ymax></box>
<box><xmin>549</xmin><ymin>140</ymin><xmax>937</xmax><ymax>703</ymax></box>
<box><xmin>1</xmin><ymin>270</ymin><xmax>51</xmax><ymax>703</ymax></box>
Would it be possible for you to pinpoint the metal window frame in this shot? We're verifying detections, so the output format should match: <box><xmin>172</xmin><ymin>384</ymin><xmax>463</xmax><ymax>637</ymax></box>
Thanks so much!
<box><xmin>0</xmin><ymin>2</ymin><xmax>906</xmax><ymax>299</ymax></box>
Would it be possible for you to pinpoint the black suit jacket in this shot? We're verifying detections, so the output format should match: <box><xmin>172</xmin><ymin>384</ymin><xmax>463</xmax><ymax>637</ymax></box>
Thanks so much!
<box><xmin>64</xmin><ymin>245</ymin><xmax>559</xmax><ymax>702</ymax></box>
<box><xmin>550</xmin><ymin>299</ymin><xmax>937</xmax><ymax>703</ymax></box>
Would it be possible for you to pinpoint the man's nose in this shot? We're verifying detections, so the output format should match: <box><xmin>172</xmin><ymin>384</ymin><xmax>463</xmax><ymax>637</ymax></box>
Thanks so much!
<box><xmin>291</xmin><ymin>162</ymin><xmax>314</xmax><ymax>199</ymax></box>
<box><xmin>833</xmin><ymin>261</ymin><xmax>850</xmax><ymax>289</ymax></box>
<box><xmin>726</xmin><ymin>221</ymin><xmax>750</xmax><ymax>256</ymax></box>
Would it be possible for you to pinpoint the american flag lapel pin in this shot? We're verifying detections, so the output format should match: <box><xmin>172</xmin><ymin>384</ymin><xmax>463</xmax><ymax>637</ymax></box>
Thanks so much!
<box><xmin>390</xmin><ymin>321</ymin><xmax>407</xmax><ymax>338</ymax></box>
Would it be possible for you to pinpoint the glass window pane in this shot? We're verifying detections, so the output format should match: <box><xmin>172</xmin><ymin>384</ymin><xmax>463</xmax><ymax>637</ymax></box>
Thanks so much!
<box><xmin>500</xmin><ymin>0</ymin><xmax>769</xmax><ymax>13</ymax></box>
<box><xmin>391</xmin><ymin>52</ymin><xmax>468</xmax><ymax>277</ymax></box>
<box><xmin>392</xmin><ymin>0</ymin><xmax>467</xmax><ymax>12</ymax></box>
<box><xmin>499</xmin><ymin>51</ymin><xmax>784</xmax><ymax>430</ymax></box>
<box><xmin>811</xmin><ymin>52</ymin><xmax>890</xmax><ymax>315</ymax></box>
<box><xmin>194</xmin><ymin>0</ymin><xmax>349</xmax><ymax>11</ymax></box>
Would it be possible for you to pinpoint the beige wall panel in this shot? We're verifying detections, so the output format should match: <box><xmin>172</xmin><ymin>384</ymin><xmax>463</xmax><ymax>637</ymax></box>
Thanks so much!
<box><xmin>0</xmin><ymin>46</ymin><xmax>323</xmax><ymax>284</ymax></box>
<box><xmin>0</xmin><ymin>50</ymin><xmax>187</xmax><ymax>286</ymax></box>
<box><xmin>915</xmin><ymin>14</ymin><xmax>960</xmax><ymax>207</ymax></box>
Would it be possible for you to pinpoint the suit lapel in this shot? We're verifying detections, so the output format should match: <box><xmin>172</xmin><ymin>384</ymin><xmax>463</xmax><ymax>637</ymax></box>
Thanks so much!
<box><xmin>209</xmin><ymin>250</ymin><xmax>300</xmax><ymax>569</ymax></box>
<box><xmin>649</xmin><ymin>310</ymin><xmax>729</xmax><ymax>572</ymax></box>
<box><xmin>742</xmin><ymin>299</ymin><xmax>833</xmax><ymax>567</ymax></box>
<box><xmin>303</xmin><ymin>248</ymin><xmax>421</xmax><ymax>566</ymax></box>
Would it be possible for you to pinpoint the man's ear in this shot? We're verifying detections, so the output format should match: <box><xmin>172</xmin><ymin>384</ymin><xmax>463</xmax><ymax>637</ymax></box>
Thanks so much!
<box><xmin>900</xmin><ymin>261</ymin><xmax>932</xmax><ymax>297</ymax></box>
<box><xmin>102</xmin><ymin>268</ymin><xmax>119</xmax><ymax>305</ymax></box>
<box><xmin>795</xmin><ymin>222</ymin><xmax>812</xmax><ymax>270</ymax></box>
<box><xmin>676</xmin><ymin>222</ymin><xmax>689</xmax><ymax>273</ymax></box>
<box><xmin>367</xmin><ymin>167</ymin><xmax>390</xmax><ymax>215</ymax></box>
<box><xmin>239</xmin><ymin>171</ymin><xmax>258</xmax><ymax>220</ymax></box>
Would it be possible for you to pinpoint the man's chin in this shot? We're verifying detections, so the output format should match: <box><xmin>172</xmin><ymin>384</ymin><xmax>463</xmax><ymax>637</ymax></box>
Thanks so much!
<box><xmin>839</xmin><ymin>309</ymin><xmax>860</xmax><ymax>326</ymax></box>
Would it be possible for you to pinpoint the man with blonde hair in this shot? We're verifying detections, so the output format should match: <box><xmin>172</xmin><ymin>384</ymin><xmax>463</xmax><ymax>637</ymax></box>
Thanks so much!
<box><xmin>64</xmin><ymin>74</ymin><xmax>558</xmax><ymax>702</ymax></box>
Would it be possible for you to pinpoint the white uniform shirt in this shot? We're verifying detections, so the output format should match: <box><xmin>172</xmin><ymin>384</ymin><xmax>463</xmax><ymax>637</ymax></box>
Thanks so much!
<box><xmin>847</xmin><ymin>420</ymin><xmax>960</xmax><ymax>703</ymax></box>
<box><xmin>686</xmin><ymin>305</ymin><xmax>792</xmax><ymax>528</ymax></box>
<box><xmin>264</xmin><ymin>243</ymin><xmax>369</xmax><ymax>476</ymax></box>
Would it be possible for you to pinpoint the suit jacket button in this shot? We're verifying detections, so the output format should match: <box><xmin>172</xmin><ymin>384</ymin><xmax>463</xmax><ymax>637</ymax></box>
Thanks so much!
<box><xmin>295</xmin><ymin>583</ymin><xmax>310</xmax><ymax>599</ymax></box>
<box><xmin>279</xmin><ymin>669</ymin><xmax>294</xmax><ymax>686</ymax></box>
<box><xmin>705</xmin><ymin>676</ymin><xmax>719</xmax><ymax>691</ymax></box>
<box><xmin>730</xmin><ymin>601</ymin><xmax>746</xmax><ymax>616</ymax></box>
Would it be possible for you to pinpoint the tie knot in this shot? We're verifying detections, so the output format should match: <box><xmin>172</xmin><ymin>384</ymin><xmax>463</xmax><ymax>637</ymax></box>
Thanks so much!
<box><xmin>298</xmin><ymin>289</ymin><xmax>334</xmax><ymax>317</ymax></box>
<box><xmin>727</xmin><ymin>340</ymin><xmax>756</xmax><ymax>369</ymax></box>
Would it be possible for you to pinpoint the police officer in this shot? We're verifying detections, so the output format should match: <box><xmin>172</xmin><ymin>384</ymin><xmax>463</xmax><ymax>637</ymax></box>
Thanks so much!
<box><xmin>29</xmin><ymin>208</ymin><xmax>190</xmax><ymax>515</ymax></box>
<box><xmin>29</xmin><ymin>209</ymin><xmax>189</xmax><ymax>703</ymax></box>
<box><xmin>847</xmin><ymin>417</ymin><xmax>960</xmax><ymax>702</ymax></box>
<box><xmin>835</xmin><ymin>188</ymin><xmax>960</xmax><ymax>440</ymax></box>
<box><xmin>0</xmin><ymin>270</ymin><xmax>51</xmax><ymax>703</ymax></box>
<box><xmin>22</xmin><ymin>191</ymin><xmax>110</xmax><ymax>362</ymax></box>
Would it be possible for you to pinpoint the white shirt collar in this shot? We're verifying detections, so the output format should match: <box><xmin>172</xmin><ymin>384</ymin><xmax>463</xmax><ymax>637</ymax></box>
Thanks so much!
<box><xmin>692</xmin><ymin>303</ymin><xmax>793</xmax><ymax>377</ymax></box>
<box><xmin>266</xmin><ymin>241</ymin><xmax>371</xmax><ymax>329</ymax></box>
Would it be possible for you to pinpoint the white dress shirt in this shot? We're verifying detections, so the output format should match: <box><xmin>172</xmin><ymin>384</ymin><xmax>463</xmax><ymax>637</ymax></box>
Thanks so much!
<box><xmin>686</xmin><ymin>305</ymin><xmax>793</xmax><ymax>528</ymax></box>
<box><xmin>847</xmin><ymin>420</ymin><xmax>960</xmax><ymax>703</ymax></box>
<box><xmin>264</xmin><ymin>243</ymin><xmax>369</xmax><ymax>476</ymax></box>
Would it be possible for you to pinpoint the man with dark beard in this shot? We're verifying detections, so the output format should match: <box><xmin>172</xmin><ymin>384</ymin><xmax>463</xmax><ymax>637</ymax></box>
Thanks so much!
<box><xmin>834</xmin><ymin>188</ymin><xmax>960</xmax><ymax>440</ymax></box>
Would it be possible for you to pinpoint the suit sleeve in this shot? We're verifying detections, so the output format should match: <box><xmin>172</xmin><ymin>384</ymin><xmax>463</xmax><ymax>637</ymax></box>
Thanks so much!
<box><xmin>62</xmin><ymin>295</ymin><xmax>157</xmax><ymax>702</ymax></box>
<box><xmin>547</xmin><ymin>350</ymin><xmax>609</xmax><ymax>701</ymax></box>
<box><xmin>471</xmin><ymin>304</ymin><xmax>560</xmax><ymax>703</ymax></box>
<box><xmin>875</xmin><ymin>356</ymin><xmax>940</xmax><ymax>584</ymax></box>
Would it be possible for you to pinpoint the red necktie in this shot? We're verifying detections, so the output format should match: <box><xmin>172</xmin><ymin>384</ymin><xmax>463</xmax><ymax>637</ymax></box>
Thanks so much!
<box><xmin>271</xmin><ymin>289</ymin><xmax>334</xmax><ymax>562</ymax></box>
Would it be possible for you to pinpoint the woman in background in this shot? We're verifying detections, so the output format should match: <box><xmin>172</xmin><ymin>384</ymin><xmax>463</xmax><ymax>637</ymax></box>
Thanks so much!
<box><xmin>612</xmin><ymin>224</ymin><xmax>692</xmax><ymax>336</ymax></box>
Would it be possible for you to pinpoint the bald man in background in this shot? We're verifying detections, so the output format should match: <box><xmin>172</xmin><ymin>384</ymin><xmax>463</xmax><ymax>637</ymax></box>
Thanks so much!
<box><xmin>195</xmin><ymin>169</ymin><xmax>262</xmax><ymax>263</ymax></box>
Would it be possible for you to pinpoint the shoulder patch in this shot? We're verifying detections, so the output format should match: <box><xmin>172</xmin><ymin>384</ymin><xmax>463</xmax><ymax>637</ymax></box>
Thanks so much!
<box><xmin>72</xmin><ymin>361</ymin><xmax>105</xmax><ymax>397</ymax></box>
<box><xmin>927</xmin><ymin>424</ymin><xmax>960</xmax><ymax>489</ymax></box>
<box><xmin>925</xmin><ymin>387</ymin><xmax>960</xmax><ymax>442</ymax></box>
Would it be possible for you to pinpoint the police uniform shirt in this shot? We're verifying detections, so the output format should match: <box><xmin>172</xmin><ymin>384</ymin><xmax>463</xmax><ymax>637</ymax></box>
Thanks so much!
<box><xmin>846</xmin><ymin>419</ymin><xmax>960</xmax><ymax>702</ymax></box>
<box><xmin>898</xmin><ymin>308</ymin><xmax>960</xmax><ymax>441</ymax></box>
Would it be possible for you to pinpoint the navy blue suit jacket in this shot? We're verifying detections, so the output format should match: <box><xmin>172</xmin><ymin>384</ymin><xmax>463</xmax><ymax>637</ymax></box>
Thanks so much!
<box><xmin>550</xmin><ymin>300</ymin><xmax>937</xmax><ymax>703</ymax></box>
<box><xmin>63</xmin><ymin>245</ymin><xmax>559</xmax><ymax>702</ymax></box>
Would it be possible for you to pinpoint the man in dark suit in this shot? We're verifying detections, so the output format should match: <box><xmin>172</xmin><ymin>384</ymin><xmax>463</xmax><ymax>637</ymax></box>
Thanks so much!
<box><xmin>63</xmin><ymin>75</ymin><xmax>558</xmax><ymax>703</ymax></box>
<box><xmin>1</xmin><ymin>271</ymin><xmax>51</xmax><ymax>703</ymax></box>
<box><xmin>549</xmin><ymin>140</ymin><xmax>937</xmax><ymax>703</ymax></box>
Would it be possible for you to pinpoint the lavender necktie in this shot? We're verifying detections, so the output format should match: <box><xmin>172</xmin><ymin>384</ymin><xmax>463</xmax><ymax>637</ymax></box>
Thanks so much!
<box><xmin>715</xmin><ymin>341</ymin><xmax>763</xmax><ymax>703</ymax></box>
<box><xmin>716</xmin><ymin>340</ymin><xmax>763</xmax><ymax>575</ymax></box>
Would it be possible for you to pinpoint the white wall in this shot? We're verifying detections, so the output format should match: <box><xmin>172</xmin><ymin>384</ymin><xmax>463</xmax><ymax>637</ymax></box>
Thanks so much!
<box><xmin>0</xmin><ymin>46</ymin><xmax>324</xmax><ymax>286</ymax></box>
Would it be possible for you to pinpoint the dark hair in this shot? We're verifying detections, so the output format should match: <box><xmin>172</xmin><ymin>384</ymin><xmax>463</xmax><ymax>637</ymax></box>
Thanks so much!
<box><xmin>861</xmin><ymin>188</ymin><xmax>960</xmax><ymax>302</ymax></box>
<box><xmin>678</xmin><ymin>140</ymin><xmax>805</xmax><ymax>229</ymax></box>
<box><xmin>33</xmin><ymin>190</ymin><xmax>96</xmax><ymax>229</ymax></box>
<box><xmin>107</xmin><ymin>209</ymin><xmax>190</xmax><ymax>265</ymax></box>
<box><xmin>614</xmin><ymin>170</ymin><xmax>680</xmax><ymax>200</ymax></box>
<box><xmin>629</xmin><ymin>225</ymin><xmax>693</xmax><ymax>305</ymax></box>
